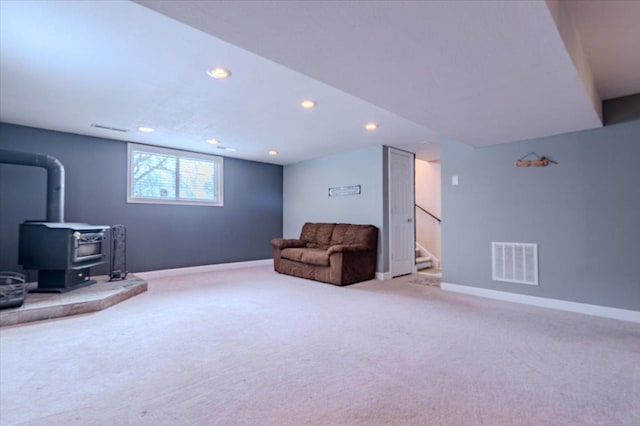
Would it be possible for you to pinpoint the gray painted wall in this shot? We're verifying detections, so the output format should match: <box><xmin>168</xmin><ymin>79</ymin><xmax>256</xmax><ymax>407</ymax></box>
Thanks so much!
<box><xmin>441</xmin><ymin>94</ymin><xmax>640</xmax><ymax>311</ymax></box>
<box><xmin>0</xmin><ymin>123</ymin><xmax>283</xmax><ymax>276</ymax></box>
<box><xmin>283</xmin><ymin>146</ymin><xmax>385</xmax><ymax>272</ymax></box>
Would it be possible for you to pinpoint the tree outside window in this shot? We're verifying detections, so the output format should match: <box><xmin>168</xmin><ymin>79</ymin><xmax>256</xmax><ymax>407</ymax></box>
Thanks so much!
<box><xmin>127</xmin><ymin>144</ymin><xmax>223</xmax><ymax>206</ymax></box>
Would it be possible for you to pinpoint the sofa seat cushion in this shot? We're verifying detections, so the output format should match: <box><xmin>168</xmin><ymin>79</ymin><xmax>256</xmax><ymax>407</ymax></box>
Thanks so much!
<box><xmin>281</xmin><ymin>248</ymin><xmax>306</xmax><ymax>262</ymax></box>
<box><xmin>281</xmin><ymin>247</ymin><xmax>329</xmax><ymax>266</ymax></box>
<box><xmin>301</xmin><ymin>249</ymin><xmax>330</xmax><ymax>266</ymax></box>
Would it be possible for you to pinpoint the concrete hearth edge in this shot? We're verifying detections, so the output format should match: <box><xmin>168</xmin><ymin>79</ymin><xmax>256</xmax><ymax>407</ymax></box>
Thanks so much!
<box><xmin>0</xmin><ymin>275</ymin><xmax>147</xmax><ymax>327</ymax></box>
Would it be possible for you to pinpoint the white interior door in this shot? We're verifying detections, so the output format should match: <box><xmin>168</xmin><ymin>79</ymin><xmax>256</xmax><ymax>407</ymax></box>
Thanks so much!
<box><xmin>389</xmin><ymin>148</ymin><xmax>415</xmax><ymax>277</ymax></box>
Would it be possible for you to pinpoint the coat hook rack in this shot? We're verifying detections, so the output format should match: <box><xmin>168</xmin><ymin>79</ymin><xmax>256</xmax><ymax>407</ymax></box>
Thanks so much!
<box><xmin>515</xmin><ymin>152</ymin><xmax>558</xmax><ymax>167</ymax></box>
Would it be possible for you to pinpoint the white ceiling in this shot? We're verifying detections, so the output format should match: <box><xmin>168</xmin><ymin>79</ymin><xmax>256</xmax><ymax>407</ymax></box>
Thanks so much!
<box><xmin>1</xmin><ymin>1</ymin><xmax>639</xmax><ymax>165</ymax></box>
<box><xmin>563</xmin><ymin>0</ymin><xmax>640</xmax><ymax>100</ymax></box>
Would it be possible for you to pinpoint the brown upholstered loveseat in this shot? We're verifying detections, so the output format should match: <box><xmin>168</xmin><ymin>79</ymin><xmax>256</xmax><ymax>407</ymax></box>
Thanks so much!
<box><xmin>270</xmin><ymin>223</ymin><xmax>378</xmax><ymax>286</ymax></box>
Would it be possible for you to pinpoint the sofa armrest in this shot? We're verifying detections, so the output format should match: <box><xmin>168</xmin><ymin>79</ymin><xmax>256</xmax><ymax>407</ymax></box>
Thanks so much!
<box><xmin>327</xmin><ymin>244</ymin><xmax>370</xmax><ymax>256</ymax></box>
<box><xmin>270</xmin><ymin>238</ymin><xmax>307</xmax><ymax>249</ymax></box>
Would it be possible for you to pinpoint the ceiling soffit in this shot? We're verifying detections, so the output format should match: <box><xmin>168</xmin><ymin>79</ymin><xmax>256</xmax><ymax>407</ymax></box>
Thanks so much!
<box><xmin>137</xmin><ymin>0</ymin><xmax>605</xmax><ymax>147</ymax></box>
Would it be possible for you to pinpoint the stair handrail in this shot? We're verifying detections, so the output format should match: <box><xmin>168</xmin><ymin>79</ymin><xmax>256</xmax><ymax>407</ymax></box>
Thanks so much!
<box><xmin>415</xmin><ymin>204</ymin><xmax>441</xmax><ymax>223</ymax></box>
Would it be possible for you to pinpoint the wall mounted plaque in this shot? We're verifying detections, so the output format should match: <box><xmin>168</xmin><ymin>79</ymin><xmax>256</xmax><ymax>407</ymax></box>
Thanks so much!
<box><xmin>328</xmin><ymin>185</ymin><xmax>361</xmax><ymax>197</ymax></box>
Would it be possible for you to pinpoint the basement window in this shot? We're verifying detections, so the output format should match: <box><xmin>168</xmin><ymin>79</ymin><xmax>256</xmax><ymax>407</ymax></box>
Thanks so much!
<box><xmin>127</xmin><ymin>143</ymin><xmax>223</xmax><ymax>206</ymax></box>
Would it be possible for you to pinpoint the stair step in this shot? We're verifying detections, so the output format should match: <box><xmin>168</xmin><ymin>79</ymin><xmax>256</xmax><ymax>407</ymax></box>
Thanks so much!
<box><xmin>415</xmin><ymin>256</ymin><xmax>432</xmax><ymax>269</ymax></box>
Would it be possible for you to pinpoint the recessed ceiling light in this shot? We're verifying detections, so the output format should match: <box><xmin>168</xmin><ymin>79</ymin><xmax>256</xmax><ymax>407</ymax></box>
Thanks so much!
<box><xmin>206</xmin><ymin>138</ymin><xmax>220</xmax><ymax>145</ymax></box>
<box><xmin>364</xmin><ymin>122</ymin><xmax>378</xmax><ymax>131</ymax></box>
<box><xmin>206</xmin><ymin>67</ymin><xmax>231</xmax><ymax>79</ymax></box>
<box><xmin>138</xmin><ymin>126</ymin><xmax>155</xmax><ymax>133</ymax></box>
<box><xmin>268</xmin><ymin>150</ymin><xmax>278</xmax><ymax>156</ymax></box>
<box><xmin>300</xmin><ymin>100</ymin><xmax>316</xmax><ymax>109</ymax></box>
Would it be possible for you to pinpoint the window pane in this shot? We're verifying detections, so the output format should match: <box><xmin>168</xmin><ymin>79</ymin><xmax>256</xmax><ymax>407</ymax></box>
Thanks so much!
<box><xmin>131</xmin><ymin>151</ymin><xmax>177</xmax><ymax>199</ymax></box>
<box><xmin>178</xmin><ymin>158</ymin><xmax>216</xmax><ymax>201</ymax></box>
<box><xmin>127</xmin><ymin>143</ymin><xmax>223</xmax><ymax>206</ymax></box>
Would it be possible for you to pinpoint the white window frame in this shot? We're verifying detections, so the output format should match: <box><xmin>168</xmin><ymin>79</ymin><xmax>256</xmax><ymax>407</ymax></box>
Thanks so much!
<box><xmin>127</xmin><ymin>143</ymin><xmax>224</xmax><ymax>206</ymax></box>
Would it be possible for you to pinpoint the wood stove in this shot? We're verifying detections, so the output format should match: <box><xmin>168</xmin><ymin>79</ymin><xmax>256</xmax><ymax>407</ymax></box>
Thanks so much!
<box><xmin>19</xmin><ymin>222</ymin><xmax>109</xmax><ymax>292</ymax></box>
<box><xmin>1</xmin><ymin>148</ymin><xmax>113</xmax><ymax>293</ymax></box>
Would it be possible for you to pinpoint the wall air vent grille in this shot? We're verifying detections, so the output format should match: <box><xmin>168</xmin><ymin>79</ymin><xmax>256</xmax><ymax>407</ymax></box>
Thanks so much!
<box><xmin>492</xmin><ymin>242</ymin><xmax>538</xmax><ymax>285</ymax></box>
<box><xmin>91</xmin><ymin>124</ymin><xmax>128</xmax><ymax>132</ymax></box>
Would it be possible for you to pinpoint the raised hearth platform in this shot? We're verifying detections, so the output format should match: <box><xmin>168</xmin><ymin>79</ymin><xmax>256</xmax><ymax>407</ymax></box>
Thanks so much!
<box><xmin>0</xmin><ymin>275</ymin><xmax>147</xmax><ymax>327</ymax></box>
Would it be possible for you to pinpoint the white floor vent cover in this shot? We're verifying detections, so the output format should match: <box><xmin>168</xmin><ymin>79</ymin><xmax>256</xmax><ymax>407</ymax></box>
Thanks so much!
<box><xmin>492</xmin><ymin>242</ymin><xmax>538</xmax><ymax>285</ymax></box>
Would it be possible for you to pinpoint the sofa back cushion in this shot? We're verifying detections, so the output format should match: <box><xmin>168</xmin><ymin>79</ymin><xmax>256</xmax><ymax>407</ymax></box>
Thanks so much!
<box><xmin>300</xmin><ymin>223</ymin><xmax>335</xmax><ymax>249</ymax></box>
<box><xmin>300</xmin><ymin>222</ymin><xmax>377</xmax><ymax>251</ymax></box>
<box><xmin>300</xmin><ymin>223</ymin><xmax>317</xmax><ymax>243</ymax></box>
<box><xmin>330</xmin><ymin>224</ymin><xmax>350</xmax><ymax>246</ymax></box>
<box><xmin>314</xmin><ymin>223</ymin><xmax>335</xmax><ymax>248</ymax></box>
<box><xmin>343</xmin><ymin>224</ymin><xmax>377</xmax><ymax>250</ymax></box>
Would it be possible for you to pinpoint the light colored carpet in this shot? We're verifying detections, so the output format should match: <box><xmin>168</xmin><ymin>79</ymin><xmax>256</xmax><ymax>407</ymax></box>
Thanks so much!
<box><xmin>1</xmin><ymin>266</ymin><xmax>638</xmax><ymax>425</ymax></box>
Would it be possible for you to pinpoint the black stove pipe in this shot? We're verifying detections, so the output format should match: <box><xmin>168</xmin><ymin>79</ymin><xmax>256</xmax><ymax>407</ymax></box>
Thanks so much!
<box><xmin>0</xmin><ymin>148</ymin><xmax>65</xmax><ymax>222</ymax></box>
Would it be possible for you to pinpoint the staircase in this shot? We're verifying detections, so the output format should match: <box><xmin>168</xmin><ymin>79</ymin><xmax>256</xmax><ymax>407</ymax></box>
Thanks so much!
<box><xmin>415</xmin><ymin>246</ymin><xmax>433</xmax><ymax>270</ymax></box>
<box><xmin>414</xmin><ymin>204</ymin><xmax>441</xmax><ymax>272</ymax></box>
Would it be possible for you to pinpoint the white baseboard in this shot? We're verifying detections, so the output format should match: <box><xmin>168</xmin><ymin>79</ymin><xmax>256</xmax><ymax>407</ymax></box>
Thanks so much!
<box><xmin>441</xmin><ymin>282</ymin><xmax>640</xmax><ymax>324</ymax></box>
<box><xmin>376</xmin><ymin>271</ymin><xmax>392</xmax><ymax>281</ymax></box>
<box><xmin>136</xmin><ymin>259</ymin><xmax>273</xmax><ymax>280</ymax></box>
